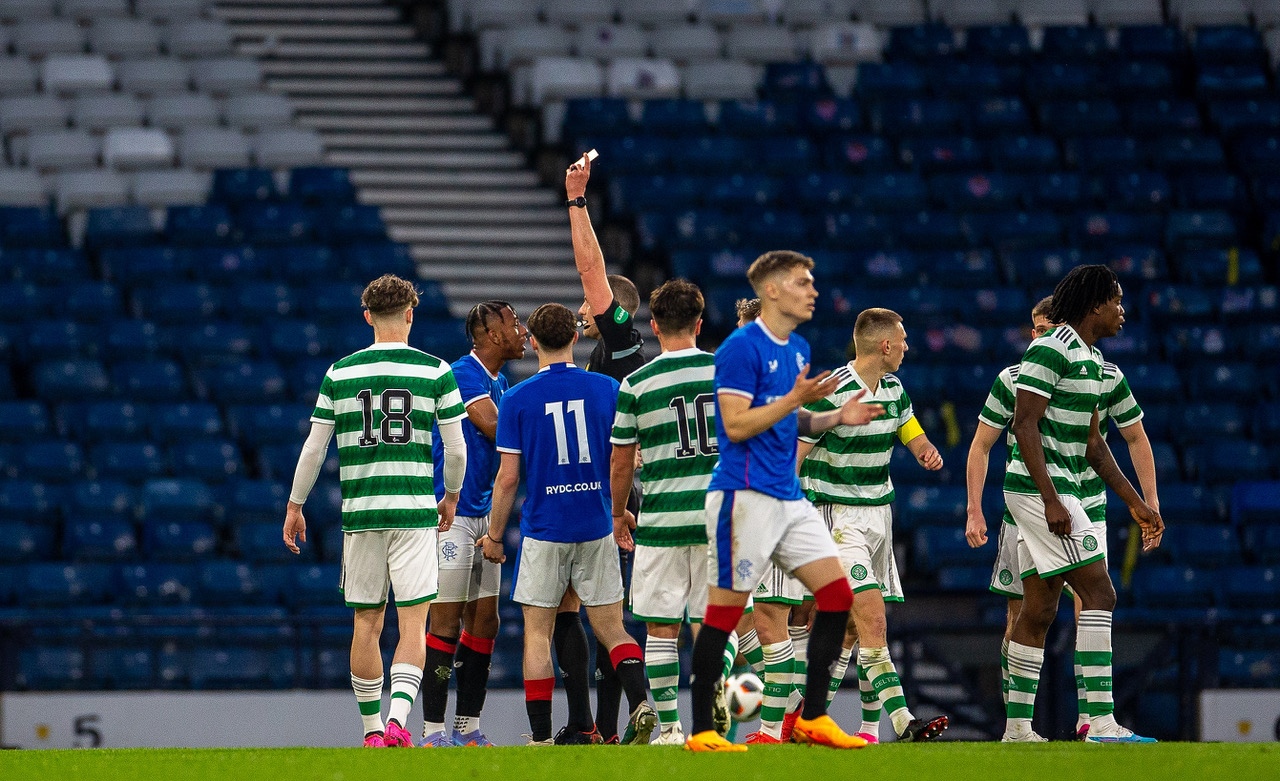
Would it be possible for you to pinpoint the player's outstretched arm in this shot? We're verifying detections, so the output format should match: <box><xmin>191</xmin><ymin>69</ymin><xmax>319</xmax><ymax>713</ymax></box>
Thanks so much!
<box><xmin>283</xmin><ymin>420</ymin><xmax>333</xmax><ymax>554</ymax></box>
<box><xmin>565</xmin><ymin>153</ymin><xmax>613</xmax><ymax>317</ymax></box>
<box><xmin>718</xmin><ymin>364</ymin><xmax>838</xmax><ymax>442</ymax></box>
<box><xmin>1085</xmin><ymin>412</ymin><xmax>1163</xmax><ymax>550</ymax></box>
<box><xmin>964</xmin><ymin>422</ymin><xmax>1003</xmax><ymax>547</ymax></box>
<box><xmin>609</xmin><ymin>443</ymin><xmax>638</xmax><ymax>552</ymax></box>
<box><xmin>797</xmin><ymin>387</ymin><xmax>886</xmax><ymax>438</ymax></box>
<box><xmin>1118</xmin><ymin>420</ymin><xmax>1159</xmax><ymax>514</ymax></box>
<box><xmin>1010</xmin><ymin>389</ymin><xmax>1070</xmax><ymax>535</ymax></box>
<box><xmin>480</xmin><ymin>453</ymin><xmax>521</xmax><ymax>564</ymax></box>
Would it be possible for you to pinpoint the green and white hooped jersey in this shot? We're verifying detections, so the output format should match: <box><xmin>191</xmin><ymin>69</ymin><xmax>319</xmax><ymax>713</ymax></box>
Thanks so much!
<box><xmin>311</xmin><ymin>342</ymin><xmax>466</xmax><ymax>532</ymax></box>
<box><xmin>1002</xmin><ymin>325</ymin><xmax>1104</xmax><ymax>502</ymax></box>
<box><xmin>981</xmin><ymin>358</ymin><xmax>1143</xmax><ymax>523</ymax></box>
<box><xmin>799</xmin><ymin>364</ymin><xmax>915</xmax><ymax>507</ymax></box>
<box><xmin>610</xmin><ymin>348</ymin><xmax>716</xmax><ymax>547</ymax></box>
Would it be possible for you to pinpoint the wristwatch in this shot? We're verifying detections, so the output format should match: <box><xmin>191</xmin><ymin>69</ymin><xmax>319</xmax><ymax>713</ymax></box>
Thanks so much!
<box><xmin>566</xmin><ymin>196</ymin><xmax>587</xmax><ymax>208</ymax></box>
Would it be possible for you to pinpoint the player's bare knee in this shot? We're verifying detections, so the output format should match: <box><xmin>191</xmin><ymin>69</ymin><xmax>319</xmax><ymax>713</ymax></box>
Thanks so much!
<box><xmin>647</xmin><ymin>622</ymin><xmax>682</xmax><ymax>640</ymax></box>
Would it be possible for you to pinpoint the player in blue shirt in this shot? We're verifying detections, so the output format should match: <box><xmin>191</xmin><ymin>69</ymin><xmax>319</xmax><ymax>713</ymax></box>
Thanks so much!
<box><xmin>418</xmin><ymin>301</ymin><xmax>527</xmax><ymax>747</ymax></box>
<box><xmin>686</xmin><ymin>250</ymin><xmax>886</xmax><ymax>753</ymax></box>
<box><xmin>479</xmin><ymin>303</ymin><xmax>657</xmax><ymax>746</ymax></box>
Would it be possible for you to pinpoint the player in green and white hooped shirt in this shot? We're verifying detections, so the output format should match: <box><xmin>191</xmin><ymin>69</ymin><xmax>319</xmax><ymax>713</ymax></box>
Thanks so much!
<box><xmin>283</xmin><ymin>275</ymin><xmax>468</xmax><ymax>747</ymax></box>
<box><xmin>796</xmin><ymin>308</ymin><xmax>948</xmax><ymax>744</ymax></box>
<box><xmin>611</xmin><ymin>279</ymin><xmax>737</xmax><ymax>743</ymax></box>
<box><xmin>966</xmin><ymin>297</ymin><xmax>1160</xmax><ymax>738</ymax></box>
<box><xmin>1003</xmin><ymin>265</ymin><xmax>1163</xmax><ymax>744</ymax></box>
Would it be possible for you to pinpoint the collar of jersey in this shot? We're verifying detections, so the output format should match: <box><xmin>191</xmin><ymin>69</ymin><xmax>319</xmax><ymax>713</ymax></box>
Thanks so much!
<box><xmin>753</xmin><ymin>318</ymin><xmax>789</xmax><ymax>346</ymax></box>
<box><xmin>537</xmin><ymin>362</ymin><xmax>576</xmax><ymax>373</ymax></box>
<box><xmin>659</xmin><ymin>347</ymin><xmax>704</xmax><ymax>359</ymax></box>
<box><xmin>365</xmin><ymin>341</ymin><xmax>410</xmax><ymax>350</ymax></box>
<box><xmin>841</xmin><ymin>362</ymin><xmax>885</xmax><ymax>397</ymax></box>
<box><xmin>469</xmin><ymin>350</ymin><xmax>501</xmax><ymax>380</ymax></box>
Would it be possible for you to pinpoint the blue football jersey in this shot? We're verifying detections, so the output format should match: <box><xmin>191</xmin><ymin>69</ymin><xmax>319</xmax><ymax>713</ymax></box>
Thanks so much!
<box><xmin>708</xmin><ymin>319</ymin><xmax>810</xmax><ymax>500</ymax></box>
<box><xmin>495</xmin><ymin>362</ymin><xmax>620</xmax><ymax>543</ymax></box>
<box><xmin>433</xmin><ymin>351</ymin><xmax>508</xmax><ymax>517</ymax></box>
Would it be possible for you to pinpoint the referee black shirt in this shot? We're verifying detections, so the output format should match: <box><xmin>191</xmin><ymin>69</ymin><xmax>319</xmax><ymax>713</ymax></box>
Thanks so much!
<box><xmin>586</xmin><ymin>298</ymin><xmax>647</xmax><ymax>382</ymax></box>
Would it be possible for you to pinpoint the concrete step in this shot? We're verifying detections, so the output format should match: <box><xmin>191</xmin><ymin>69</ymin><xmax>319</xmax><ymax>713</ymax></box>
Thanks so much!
<box><xmin>293</xmin><ymin>96</ymin><xmax>473</xmax><ymax>113</ymax></box>
<box><xmin>351</xmin><ymin>169</ymin><xmax>540</xmax><ymax>188</ymax></box>
<box><xmin>267</xmin><ymin>77</ymin><xmax>462</xmax><ymax>96</ymax></box>
<box><xmin>233</xmin><ymin>23</ymin><xmax>418</xmax><ymax>41</ymax></box>
<box><xmin>382</xmin><ymin>206</ymin><xmax>565</xmax><ymax>225</ymax></box>
<box><xmin>444</xmin><ymin>280</ymin><xmax>584</xmax><ymax>305</ymax></box>
<box><xmin>219</xmin><ymin>0</ymin><xmax>385</xmax><ymax>5</ymax></box>
<box><xmin>423</xmin><ymin>263</ymin><xmax>582</xmax><ymax>283</ymax></box>
<box><xmin>322</xmin><ymin>132</ymin><xmax>508</xmax><ymax>150</ymax></box>
<box><xmin>327</xmin><ymin>149</ymin><xmax>525</xmax><ymax>169</ymax></box>
<box><xmin>299</xmin><ymin>114</ymin><xmax>493</xmax><ymax>132</ymax></box>
<box><xmin>261</xmin><ymin>60</ymin><xmax>447</xmax><ymax>78</ymax></box>
<box><xmin>411</xmin><ymin>244</ymin><xmax>571</xmax><ymax>263</ymax></box>
<box><xmin>215</xmin><ymin>6</ymin><xmax>401</xmax><ymax>23</ymax></box>
<box><xmin>237</xmin><ymin>40</ymin><xmax>430</xmax><ymax>58</ymax></box>
<box><xmin>360</xmin><ymin>188</ymin><xmax>556</xmax><ymax>208</ymax></box>
<box><xmin>389</xmin><ymin>224</ymin><xmax>567</xmax><ymax>244</ymax></box>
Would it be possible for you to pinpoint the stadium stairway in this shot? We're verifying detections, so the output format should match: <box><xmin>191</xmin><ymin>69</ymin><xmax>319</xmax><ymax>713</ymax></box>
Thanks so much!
<box><xmin>215</xmin><ymin>0</ymin><xmax>621</xmax><ymax>372</ymax></box>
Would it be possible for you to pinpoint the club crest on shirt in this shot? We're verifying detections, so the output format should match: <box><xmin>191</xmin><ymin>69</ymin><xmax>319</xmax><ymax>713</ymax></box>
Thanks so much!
<box><xmin>768</xmin><ymin>359</ymin><xmax>778</xmax><ymax>373</ymax></box>
<box><xmin>887</xmin><ymin>402</ymin><xmax>897</xmax><ymax>417</ymax></box>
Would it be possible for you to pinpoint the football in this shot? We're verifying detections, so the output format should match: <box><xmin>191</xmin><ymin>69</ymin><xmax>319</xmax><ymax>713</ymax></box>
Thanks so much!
<box><xmin>724</xmin><ymin>672</ymin><xmax>765</xmax><ymax>722</ymax></box>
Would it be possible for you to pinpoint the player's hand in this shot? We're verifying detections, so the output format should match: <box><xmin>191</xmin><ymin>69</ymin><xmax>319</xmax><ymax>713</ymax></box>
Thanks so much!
<box><xmin>566</xmin><ymin>152</ymin><xmax>591</xmax><ymax>199</ymax></box>
<box><xmin>1044</xmin><ymin>497</ymin><xmax>1071</xmax><ymax>537</ymax></box>
<box><xmin>965</xmin><ymin>509</ymin><xmax>988</xmax><ymax>548</ymax></box>
<box><xmin>836</xmin><ymin>388</ymin><xmax>885</xmax><ymax>426</ymax></box>
<box><xmin>438</xmin><ymin>492</ymin><xmax>459</xmax><ymax>532</ymax></box>
<box><xmin>477</xmin><ymin>532</ymin><xmax>506</xmax><ymax>564</ymax></box>
<box><xmin>789</xmin><ymin>364</ymin><xmax>838</xmax><ymax>406</ymax></box>
<box><xmin>915</xmin><ymin>445</ymin><xmax>944</xmax><ymax>471</ymax></box>
<box><xmin>613</xmin><ymin>510</ymin><xmax>636</xmax><ymax>552</ymax></box>
<box><xmin>1130</xmin><ymin>501</ymin><xmax>1164</xmax><ymax>552</ymax></box>
<box><xmin>283</xmin><ymin>502</ymin><xmax>306</xmax><ymax>554</ymax></box>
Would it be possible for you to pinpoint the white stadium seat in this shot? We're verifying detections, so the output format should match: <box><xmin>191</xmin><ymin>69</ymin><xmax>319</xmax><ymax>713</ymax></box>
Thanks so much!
<box><xmin>1091</xmin><ymin>0</ymin><xmax>1164</xmax><ymax>27</ymax></box>
<box><xmin>682</xmin><ymin>60</ymin><xmax>760</xmax><ymax>100</ymax></box>
<box><xmin>0</xmin><ymin>167</ymin><xmax>49</xmax><ymax>206</ymax></box>
<box><xmin>191</xmin><ymin>58</ymin><xmax>263</xmax><ymax>94</ymax></box>
<box><xmin>499</xmin><ymin>26</ymin><xmax>575</xmax><ymax>69</ymax></box>
<box><xmin>780</xmin><ymin>0</ymin><xmax>855</xmax><ymax>27</ymax></box>
<box><xmin>90</xmin><ymin>19</ymin><xmax>163</xmax><ymax>58</ymax></box>
<box><xmin>1253</xmin><ymin>0</ymin><xmax>1280</xmax><ymax>28</ymax></box>
<box><xmin>0</xmin><ymin>0</ymin><xmax>57</xmax><ymax>23</ymax></box>
<box><xmin>606</xmin><ymin>57</ymin><xmax>682</xmax><ymax>99</ymax></box>
<box><xmin>696</xmin><ymin>0</ymin><xmax>768</xmax><ymax>26</ymax></box>
<box><xmin>147</xmin><ymin>93</ymin><xmax>220</xmax><ymax>129</ymax></box>
<box><xmin>529</xmin><ymin>57</ymin><xmax>605</xmax><ymax>104</ymax></box>
<box><xmin>618</xmin><ymin>0</ymin><xmax>694</xmax><ymax>27</ymax></box>
<box><xmin>545</xmin><ymin>0</ymin><xmax>620</xmax><ymax>26</ymax></box>
<box><xmin>650</xmin><ymin>25</ymin><xmax>722</xmax><ymax>62</ymax></box>
<box><xmin>117</xmin><ymin>59</ymin><xmax>191</xmax><ymax>95</ymax></box>
<box><xmin>135</xmin><ymin>0</ymin><xmax>208</xmax><ymax>21</ymax></box>
<box><xmin>61</xmin><ymin>0</ymin><xmax>130</xmax><ymax>21</ymax></box>
<box><xmin>576</xmin><ymin>24</ymin><xmax>650</xmax><ymax>60</ymax></box>
<box><xmin>469</xmin><ymin>0</ymin><xmax>539</xmax><ymax>30</ymax></box>
<box><xmin>860</xmin><ymin>0</ymin><xmax>928</xmax><ymax>26</ymax></box>
<box><xmin>165</xmin><ymin>19</ymin><xmax>233</xmax><ymax>57</ymax></box>
<box><xmin>104</xmin><ymin>128</ymin><xmax>176</xmax><ymax>169</ymax></box>
<box><xmin>0</xmin><ymin>58</ymin><xmax>40</xmax><ymax>96</ymax></box>
<box><xmin>14</xmin><ymin>19</ymin><xmax>88</xmax><ymax>56</ymax></box>
<box><xmin>24</xmin><ymin>130</ymin><xmax>100</xmax><ymax>171</ymax></box>
<box><xmin>725</xmin><ymin>26</ymin><xmax>797</xmax><ymax>64</ymax></box>
<box><xmin>809</xmin><ymin>22</ymin><xmax>884</xmax><ymax>65</ymax></box>
<box><xmin>73</xmin><ymin>93</ymin><xmax>145</xmax><ymax>131</ymax></box>
<box><xmin>933</xmin><ymin>0</ymin><xmax>1011</xmax><ymax>27</ymax></box>
<box><xmin>1016</xmin><ymin>0</ymin><xmax>1089</xmax><ymax>27</ymax></box>
<box><xmin>223</xmin><ymin>92</ymin><xmax>294</xmax><ymax>130</ymax></box>
<box><xmin>41</xmin><ymin>55</ymin><xmax>114</xmax><ymax>94</ymax></box>
<box><xmin>178</xmin><ymin>127</ymin><xmax>251</xmax><ymax>168</ymax></box>
<box><xmin>254</xmin><ymin>128</ymin><xmax>325</xmax><ymax>168</ymax></box>
<box><xmin>132</xmin><ymin>168</ymin><xmax>211</xmax><ymax>207</ymax></box>
<box><xmin>56</xmin><ymin>169</ymin><xmax>129</xmax><ymax>213</ymax></box>
<box><xmin>1174</xmin><ymin>0</ymin><xmax>1250</xmax><ymax>28</ymax></box>
<box><xmin>0</xmin><ymin>94</ymin><xmax>70</xmax><ymax>135</ymax></box>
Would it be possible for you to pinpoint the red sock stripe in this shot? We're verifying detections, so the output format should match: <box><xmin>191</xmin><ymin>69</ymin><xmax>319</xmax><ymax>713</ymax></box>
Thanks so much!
<box><xmin>524</xmin><ymin>677</ymin><xmax>554</xmax><ymax>701</ymax></box>
<box><xmin>704</xmin><ymin>603</ymin><xmax>744</xmax><ymax>633</ymax></box>
<box><xmin>460</xmin><ymin>631</ymin><xmax>495</xmax><ymax>654</ymax></box>
<box><xmin>426</xmin><ymin>633</ymin><xmax>458</xmax><ymax>654</ymax></box>
<box><xmin>813</xmin><ymin>579</ymin><xmax>854</xmax><ymax>612</ymax></box>
<box><xmin>609</xmin><ymin>642</ymin><xmax>643</xmax><ymax>669</ymax></box>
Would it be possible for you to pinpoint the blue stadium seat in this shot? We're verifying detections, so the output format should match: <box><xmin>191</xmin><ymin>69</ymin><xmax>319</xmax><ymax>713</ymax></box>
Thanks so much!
<box><xmin>1219</xmin><ymin>649</ymin><xmax>1280</xmax><ymax>687</ymax></box>
<box><xmin>937</xmin><ymin>566</ymin><xmax>991</xmax><ymax>592</ymax></box>
<box><xmin>112</xmin><ymin>360</ymin><xmax>188</xmax><ymax>401</ymax></box>
<box><xmin>232</xmin><ymin>281</ymin><xmax>295</xmax><ymax>321</ymax></box>
<box><xmin>1039</xmin><ymin>100</ymin><xmax>1122</xmax><ymax>137</ymax></box>
<box><xmin>1176</xmin><ymin>173</ymin><xmax>1245</xmax><ymax>211</ymax></box>
<box><xmin>844</xmin><ymin>249</ymin><xmax>917</xmax><ymax>287</ymax></box>
<box><xmin>970</xmin><ymin>96</ymin><xmax>1032</xmax><ymax>134</ymax></box>
<box><xmin>1175</xmin><ymin>403</ymin><xmax>1248</xmax><ymax>442</ymax></box>
<box><xmin>197</xmin><ymin>361</ymin><xmax>287</xmax><ymax>404</ymax></box>
<box><xmin>83</xmin><ymin>206</ymin><xmax>156</xmax><ymax>250</ymax></box>
<box><xmin>139</xmin><ymin>478</ymin><xmax>216</xmax><ymax>524</ymax></box>
<box><xmin>320</xmin><ymin>524</ymin><xmax>343</xmax><ymax>564</ymax></box>
<box><xmin>131</xmin><ymin>283</ymin><xmax>223</xmax><ymax>324</ymax></box>
<box><xmin>1159</xmin><ymin>525</ymin><xmax>1240</xmax><ymax>567</ymax></box>
<box><xmin>1041</xmin><ymin>26</ymin><xmax>1108</xmax><ymax>62</ymax></box>
<box><xmin>24</xmin><ymin>563</ymin><xmax>113</xmax><ymax>607</ymax></box>
<box><xmin>991</xmin><ymin>135</ymin><xmax>1059</xmax><ymax>172</ymax></box>
<box><xmin>1126</xmin><ymin>99</ymin><xmax>1202</xmax><ymax>137</ymax></box>
<box><xmin>564</xmin><ymin>98</ymin><xmax>632</xmax><ymax>136</ymax></box>
<box><xmin>762</xmin><ymin>63</ymin><xmax>828</xmax><ymax>99</ymax></box>
<box><xmin>1111</xmin><ymin>61</ymin><xmax>1176</xmax><ymax>97</ymax></box>
<box><xmin>314</xmin><ymin>204</ymin><xmax>386</xmax><ymax>243</ymax></box>
<box><xmin>16</xmin><ymin>647</ymin><xmax>85</xmax><ymax>690</ymax></box>
<box><xmin>1232</xmin><ymin>481</ymin><xmax>1280</xmax><ymax>525</ymax></box>
<box><xmin>1192</xmin><ymin>25</ymin><xmax>1264</xmax><ymax>66</ymax></box>
<box><xmin>102</xmin><ymin>319</ymin><xmax>164</xmax><ymax>361</ymax></box>
<box><xmin>165</xmin><ymin>205</ymin><xmax>235</xmax><ymax>246</ymax></box>
<box><xmin>856</xmin><ymin>62</ymin><xmax>928</xmax><ymax>99</ymax></box>
<box><xmin>63</xmin><ymin>519</ymin><xmax>137</xmax><ymax>562</ymax></box>
<box><xmin>803</xmin><ymin>98</ymin><xmax>864</xmax><ymax>134</ymax></box>
<box><xmin>1220</xmin><ymin>567</ymin><xmax>1278</xmax><ymax>608</ymax></box>
<box><xmin>1211</xmin><ymin>99</ymin><xmax>1280</xmax><ymax>140</ymax></box>
<box><xmin>237</xmin><ymin>522</ymin><xmax>302</xmax><ymax>563</ymax></box>
<box><xmin>900</xmin><ymin>136</ymin><xmax>985</xmax><ymax>173</ymax></box>
<box><xmin>824</xmin><ymin>134</ymin><xmax>894</xmax><ymax>171</ymax></box>
<box><xmin>198</xmin><ymin>560</ymin><xmax>270</xmax><ymax>605</ymax></box>
<box><xmin>32</xmin><ymin>360</ymin><xmax>111</xmax><ymax>401</ymax></box>
<box><xmin>0</xmin><ymin>401</ymin><xmax>50</xmax><ymax>442</ymax></box>
<box><xmin>719</xmin><ymin>100</ymin><xmax>800</xmax><ymax>136</ymax></box>
<box><xmin>742</xmin><ymin>209</ymin><xmax>809</xmax><ymax>247</ymax></box>
<box><xmin>923</xmin><ymin>249</ymin><xmax>998</xmax><ymax>287</ymax></box>
<box><xmin>887</xmin><ymin>23</ymin><xmax>956</xmax><ymax>60</ymax></box>
<box><xmin>142</xmin><ymin>520</ymin><xmax>218</xmax><ymax>562</ymax></box>
<box><xmin>222</xmin><ymin>479</ymin><xmax>288</xmax><ymax>526</ymax></box>
<box><xmin>168</xmin><ymin>440</ymin><xmax>242</xmax><ymax>484</ymax></box>
<box><xmin>1025</xmin><ymin>172</ymin><xmax>1084</xmax><ymax>211</ymax></box>
<box><xmin>116</xmin><ymin>563</ymin><xmax>195</xmax><ymax>606</ymax></box>
<box><xmin>290</xmin><ymin>167</ymin><xmax>355</xmax><ymax>205</ymax></box>
<box><xmin>188</xmin><ymin>246</ymin><xmax>267</xmax><ymax>282</ymax></box>
<box><xmin>1197</xmin><ymin>65</ymin><xmax>1269</xmax><ymax>100</ymax></box>
<box><xmin>148</xmin><ymin>403</ymin><xmax>223</xmax><ymax>444</ymax></box>
<box><xmin>1190</xmin><ymin>363</ymin><xmax>1259</xmax><ymax>402</ymax></box>
<box><xmin>1220</xmin><ymin>285</ymin><xmax>1279</xmax><ymax>324</ymax></box>
<box><xmin>1026</xmin><ymin>62</ymin><xmax>1096</xmax><ymax>100</ymax></box>
<box><xmin>0</xmin><ymin>207</ymin><xmax>62</xmax><ymax>248</ymax></box>
<box><xmin>1164</xmin><ymin>210</ymin><xmax>1236</xmax><ymax>251</ymax></box>
<box><xmin>1156</xmin><ymin>483</ymin><xmax>1226</xmax><ymax>526</ymax></box>
<box><xmin>1004</xmin><ymin>247</ymin><xmax>1083</xmax><ymax>286</ymax></box>
<box><xmin>1065</xmin><ymin>136</ymin><xmax>1142</xmax><ymax>171</ymax></box>
<box><xmin>1254</xmin><ymin>403</ymin><xmax>1280</xmax><ymax>437</ymax></box>
<box><xmin>1162</xmin><ymin>323</ymin><xmax>1234</xmax><ymax>360</ymax></box>
<box><xmin>238</xmin><ymin>202</ymin><xmax>313</xmax><ymax>246</ymax></box>
<box><xmin>0</xmin><ymin>522</ymin><xmax>55</xmax><ymax>563</ymax></box>
<box><xmin>1118</xmin><ymin>26</ymin><xmax>1186</xmax><ymax>63</ymax></box>
<box><xmin>914</xmin><ymin>525</ymin><xmax>989</xmax><ymax>570</ymax></box>
<box><xmin>225</xmin><ymin>404</ymin><xmax>310</xmax><ymax>448</ymax></box>
<box><xmin>188</xmin><ymin>647</ymin><xmax>293</xmax><ymax>689</ymax></box>
<box><xmin>1123</xmin><ymin>363</ymin><xmax>1182</xmax><ymax>402</ymax></box>
<box><xmin>91</xmin><ymin>442</ymin><xmax>166</xmax><ymax>481</ymax></box>
<box><xmin>289</xmin><ymin>563</ymin><xmax>340</xmax><ymax>607</ymax></box>
<box><xmin>212</xmin><ymin>168</ymin><xmax>277</xmax><ymax>205</ymax></box>
<box><xmin>930</xmin><ymin>172</ymin><xmax>1024</xmax><ymax>212</ymax></box>
<box><xmin>977</xmin><ymin>211</ymin><xmax>1064</xmax><ymax>251</ymax></box>
<box><xmin>754</xmin><ymin>136</ymin><xmax>815</xmax><ymax>175</ymax></box>
<box><xmin>90</xmin><ymin>646</ymin><xmax>154</xmax><ymax>689</ymax></box>
<box><xmin>0</xmin><ymin>283</ymin><xmax>48</xmax><ymax>322</ymax></box>
<box><xmin>966</xmin><ymin>25</ymin><xmax>1031</xmax><ymax>62</ymax></box>
<box><xmin>24</xmin><ymin>319</ymin><xmax>96</xmax><ymax>362</ymax></box>
<box><xmin>2</xmin><ymin>248</ymin><xmax>89</xmax><ymax>284</ymax></box>
<box><xmin>1175</xmin><ymin>248</ymin><xmax>1263</xmax><ymax>285</ymax></box>
<box><xmin>1131</xmin><ymin>566</ymin><xmax>1214</xmax><ymax>608</ymax></box>
<box><xmin>1144</xmin><ymin>285</ymin><xmax>1216</xmax><ymax>323</ymax></box>
<box><xmin>23</xmin><ymin>441</ymin><xmax>83</xmax><ymax>483</ymax></box>
<box><xmin>853</xmin><ymin>172</ymin><xmax>928</xmax><ymax>211</ymax></box>
<box><xmin>180</xmin><ymin>321</ymin><xmax>254</xmax><ymax>365</ymax></box>
<box><xmin>1155</xmin><ymin>135</ymin><xmax>1227</xmax><ymax>172</ymax></box>
<box><xmin>66</xmin><ymin>480</ymin><xmax>135</xmax><ymax>520</ymax></box>
<box><xmin>873</xmin><ymin>97</ymin><xmax>962</xmax><ymax>136</ymax></box>
<box><xmin>339</xmin><ymin>242</ymin><xmax>416</xmax><ymax>283</ymax></box>
<box><xmin>100</xmin><ymin>246</ymin><xmax>188</xmax><ymax>286</ymax></box>
<box><xmin>897</xmin><ymin>486</ymin><xmax>967</xmax><ymax>530</ymax></box>
<box><xmin>60</xmin><ymin>282</ymin><xmax>123</xmax><ymax>322</ymax></box>
<box><xmin>639</xmin><ymin>99</ymin><xmax>708</xmax><ymax>135</ymax></box>
<box><xmin>1189</xmin><ymin>440</ymin><xmax>1272</xmax><ymax>484</ymax></box>
<box><xmin>894</xmin><ymin>210</ymin><xmax>966</xmax><ymax>250</ymax></box>
<box><xmin>705</xmin><ymin>174</ymin><xmax>780</xmax><ymax>209</ymax></box>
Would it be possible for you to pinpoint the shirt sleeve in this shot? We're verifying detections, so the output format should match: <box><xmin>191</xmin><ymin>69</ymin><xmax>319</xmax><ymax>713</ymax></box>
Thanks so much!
<box><xmin>310</xmin><ymin>367</ymin><xmax>336</xmax><ymax>424</ymax></box>
<box><xmin>714</xmin><ymin>336</ymin><xmax>756</xmax><ymax>401</ymax></box>
<box><xmin>1104</xmin><ymin>369</ymin><xmax>1144</xmax><ymax>428</ymax></box>
<box><xmin>611</xmin><ymin>380</ymin><xmax>639</xmax><ymax>446</ymax></box>
<box><xmin>451</xmin><ymin>360</ymin><xmax>491</xmax><ymax>409</ymax></box>
<box><xmin>897</xmin><ymin>385</ymin><xmax>914</xmax><ymax>426</ymax></box>
<box><xmin>594</xmin><ymin>299</ymin><xmax>640</xmax><ymax>353</ymax></box>
<box><xmin>495</xmin><ymin>391</ymin><xmax>522</xmax><ymax>454</ymax></box>
<box><xmin>433</xmin><ymin>368</ymin><xmax>466</xmax><ymax>425</ymax></box>
<box><xmin>1015</xmin><ymin>341</ymin><xmax>1069</xmax><ymax>399</ymax></box>
<box><xmin>978</xmin><ymin>369</ymin><xmax>1015</xmax><ymax>429</ymax></box>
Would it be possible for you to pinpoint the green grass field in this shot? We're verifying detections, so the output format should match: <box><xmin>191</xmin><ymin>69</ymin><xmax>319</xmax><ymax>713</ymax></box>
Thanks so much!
<box><xmin>1</xmin><ymin>743</ymin><xmax>1276</xmax><ymax>781</ymax></box>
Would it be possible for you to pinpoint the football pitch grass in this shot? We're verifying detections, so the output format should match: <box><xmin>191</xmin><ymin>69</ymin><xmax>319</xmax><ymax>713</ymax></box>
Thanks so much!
<box><xmin>2</xmin><ymin>743</ymin><xmax>1276</xmax><ymax>781</ymax></box>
